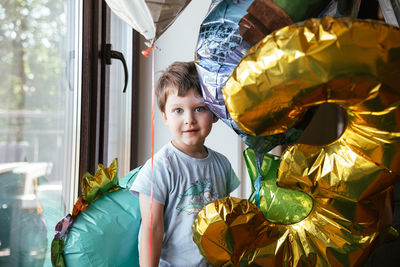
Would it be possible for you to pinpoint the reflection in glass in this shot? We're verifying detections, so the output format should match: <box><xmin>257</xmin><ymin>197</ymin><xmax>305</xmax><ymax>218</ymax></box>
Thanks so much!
<box><xmin>0</xmin><ymin>1</ymin><xmax>81</xmax><ymax>266</ymax></box>
<box><xmin>106</xmin><ymin>12</ymin><xmax>133</xmax><ymax>177</ymax></box>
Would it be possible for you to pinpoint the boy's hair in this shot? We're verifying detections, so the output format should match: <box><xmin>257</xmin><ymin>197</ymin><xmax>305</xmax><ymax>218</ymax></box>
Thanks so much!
<box><xmin>156</xmin><ymin>61</ymin><xmax>202</xmax><ymax>112</ymax></box>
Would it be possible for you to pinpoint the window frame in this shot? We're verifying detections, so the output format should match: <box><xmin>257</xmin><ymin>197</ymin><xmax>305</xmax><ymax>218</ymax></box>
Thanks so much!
<box><xmin>80</xmin><ymin>0</ymin><xmax>139</xmax><ymax>194</ymax></box>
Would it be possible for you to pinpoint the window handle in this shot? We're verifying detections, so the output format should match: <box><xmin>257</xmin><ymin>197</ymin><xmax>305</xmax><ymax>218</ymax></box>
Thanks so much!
<box><xmin>104</xmin><ymin>43</ymin><xmax>129</xmax><ymax>93</ymax></box>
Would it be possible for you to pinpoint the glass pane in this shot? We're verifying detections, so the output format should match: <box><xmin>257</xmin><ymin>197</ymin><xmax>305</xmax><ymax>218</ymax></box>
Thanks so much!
<box><xmin>106</xmin><ymin>12</ymin><xmax>132</xmax><ymax>177</ymax></box>
<box><xmin>0</xmin><ymin>1</ymin><xmax>81</xmax><ymax>266</ymax></box>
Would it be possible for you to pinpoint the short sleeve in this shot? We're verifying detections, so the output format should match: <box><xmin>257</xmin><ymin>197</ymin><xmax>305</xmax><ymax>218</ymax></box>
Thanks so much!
<box><xmin>228</xmin><ymin>166</ymin><xmax>240</xmax><ymax>194</ymax></box>
<box><xmin>130</xmin><ymin>158</ymin><xmax>170</xmax><ymax>205</ymax></box>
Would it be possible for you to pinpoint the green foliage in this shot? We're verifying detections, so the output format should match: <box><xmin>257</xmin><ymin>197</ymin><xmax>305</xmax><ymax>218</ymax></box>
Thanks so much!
<box><xmin>0</xmin><ymin>0</ymin><xmax>66</xmax><ymax>144</ymax></box>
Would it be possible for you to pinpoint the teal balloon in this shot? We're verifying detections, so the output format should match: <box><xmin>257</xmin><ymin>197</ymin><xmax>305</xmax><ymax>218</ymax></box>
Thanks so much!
<box><xmin>63</xmin><ymin>167</ymin><xmax>141</xmax><ymax>267</ymax></box>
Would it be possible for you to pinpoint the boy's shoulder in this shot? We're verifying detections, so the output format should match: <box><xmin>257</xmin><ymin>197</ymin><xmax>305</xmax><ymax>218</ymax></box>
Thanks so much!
<box><xmin>207</xmin><ymin>147</ymin><xmax>230</xmax><ymax>163</ymax></box>
<box><xmin>137</xmin><ymin>143</ymin><xmax>175</xmax><ymax>179</ymax></box>
<box><xmin>148</xmin><ymin>142</ymin><xmax>189</xmax><ymax>166</ymax></box>
<box><xmin>150</xmin><ymin>142</ymin><xmax>175</xmax><ymax>164</ymax></box>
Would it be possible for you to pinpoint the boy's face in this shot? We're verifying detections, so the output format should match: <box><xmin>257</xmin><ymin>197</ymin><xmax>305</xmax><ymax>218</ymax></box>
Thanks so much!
<box><xmin>161</xmin><ymin>89</ymin><xmax>218</xmax><ymax>157</ymax></box>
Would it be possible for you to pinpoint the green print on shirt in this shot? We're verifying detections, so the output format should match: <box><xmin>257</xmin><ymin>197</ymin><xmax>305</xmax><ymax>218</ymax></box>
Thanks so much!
<box><xmin>178</xmin><ymin>180</ymin><xmax>211</xmax><ymax>199</ymax></box>
<box><xmin>176</xmin><ymin>179</ymin><xmax>217</xmax><ymax>215</ymax></box>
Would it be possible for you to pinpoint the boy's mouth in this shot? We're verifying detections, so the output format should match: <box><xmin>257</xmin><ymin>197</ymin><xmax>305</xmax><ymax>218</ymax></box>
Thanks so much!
<box><xmin>183</xmin><ymin>129</ymin><xmax>198</xmax><ymax>134</ymax></box>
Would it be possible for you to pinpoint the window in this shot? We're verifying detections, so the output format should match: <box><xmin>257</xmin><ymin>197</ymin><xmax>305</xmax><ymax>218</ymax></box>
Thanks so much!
<box><xmin>0</xmin><ymin>0</ymin><xmax>82</xmax><ymax>266</ymax></box>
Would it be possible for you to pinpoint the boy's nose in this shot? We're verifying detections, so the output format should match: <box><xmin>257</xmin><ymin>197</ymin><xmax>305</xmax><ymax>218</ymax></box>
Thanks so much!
<box><xmin>184</xmin><ymin>111</ymin><xmax>196</xmax><ymax>125</ymax></box>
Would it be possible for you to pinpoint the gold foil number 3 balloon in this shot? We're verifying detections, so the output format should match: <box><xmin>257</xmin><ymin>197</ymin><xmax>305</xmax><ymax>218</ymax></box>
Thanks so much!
<box><xmin>193</xmin><ymin>17</ymin><xmax>400</xmax><ymax>266</ymax></box>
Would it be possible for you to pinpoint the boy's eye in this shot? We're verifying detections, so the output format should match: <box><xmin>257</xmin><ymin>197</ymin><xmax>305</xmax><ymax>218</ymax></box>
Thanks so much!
<box><xmin>195</xmin><ymin>107</ymin><xmax>206</xmax><ymax>112</ymax></box>
<box><xmin>174</xmin><ymin>108</ymin><xmax>183</xmax><ymax>114</ymax></box>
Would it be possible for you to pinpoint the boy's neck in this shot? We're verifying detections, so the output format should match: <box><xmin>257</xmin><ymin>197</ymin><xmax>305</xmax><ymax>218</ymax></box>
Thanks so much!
<box><xmin>171</xmin><ymin>140</ymin><xmax>208</xmax><ymax>159</ymax></box>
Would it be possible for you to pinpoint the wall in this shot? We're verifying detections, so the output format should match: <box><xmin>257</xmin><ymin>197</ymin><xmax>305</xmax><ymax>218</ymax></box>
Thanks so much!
<box><xmin>136</xmin><ymin>0</ymin><xmax>251</xmax><ymax>197</ymax></box>
<box><xmin>135</xmin><ymin>0</ymin><xmax>349</xmax><ymax>199</ymax></box>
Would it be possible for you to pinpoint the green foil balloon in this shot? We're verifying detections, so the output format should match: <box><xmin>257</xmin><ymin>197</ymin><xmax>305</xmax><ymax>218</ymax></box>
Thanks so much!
<box><xmin>275</xmin><ymin>0</ymin><xmax>331</xmax><ymax>22</ymax></box>
<box><xmin>244</xmin><ymin>148</ymin><xmax>313</xmax><ymax>224</ymax></box>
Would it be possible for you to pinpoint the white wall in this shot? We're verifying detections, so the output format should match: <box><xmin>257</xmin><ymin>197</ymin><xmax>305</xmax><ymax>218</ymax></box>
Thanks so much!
<box><xmin>136</xmin><ymin>0</ymin><xmax>251</xmax><ymax>198</ymax></box>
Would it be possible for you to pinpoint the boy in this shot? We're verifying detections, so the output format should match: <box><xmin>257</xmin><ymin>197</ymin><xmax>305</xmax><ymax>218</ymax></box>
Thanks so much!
<box><xmin>130</xmin><ymin>61</ymin><xmax>240</xmax><ymax>267</ymax></box>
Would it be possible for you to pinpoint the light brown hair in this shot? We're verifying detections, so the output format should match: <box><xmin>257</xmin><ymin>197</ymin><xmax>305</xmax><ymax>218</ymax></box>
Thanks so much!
<box><xmin>156</xmin><ymin>61</ymin><xmax>202</xmax><ymax>112</ymax></box>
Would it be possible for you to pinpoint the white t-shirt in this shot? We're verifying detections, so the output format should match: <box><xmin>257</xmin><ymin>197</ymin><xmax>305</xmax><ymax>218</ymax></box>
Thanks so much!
<box><xmin>130</xmin><ymin>142</ymin><xmax>240</xmax><ymax>267</ymax></box>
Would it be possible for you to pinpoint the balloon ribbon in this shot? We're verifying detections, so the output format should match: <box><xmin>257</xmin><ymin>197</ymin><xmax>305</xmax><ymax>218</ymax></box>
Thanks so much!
<box><xmin>150</xmin><ymin>45</ymin><xmax>155</xmax><ymax>264</ymax></box>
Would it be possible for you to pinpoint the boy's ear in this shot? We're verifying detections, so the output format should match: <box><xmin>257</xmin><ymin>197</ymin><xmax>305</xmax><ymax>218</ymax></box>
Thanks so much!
<box><xmin>213</xmin><ymin>114</ymin><xmax>219</xmax><ymax>123</ymax></box>
<box><xmin>161</xmin><ymin>111</ymin><xmax>168</xmax><ymax>124</ymax></box>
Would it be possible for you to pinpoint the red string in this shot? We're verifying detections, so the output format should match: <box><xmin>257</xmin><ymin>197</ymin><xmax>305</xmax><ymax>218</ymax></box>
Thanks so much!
<box><xmin>151</xmin><ymin>47</ymin><xmax>155</xmax><ymax>170</ymax></box>
<box><xmin>149</xmin><ymin>45</ymin><xmax>155</xmax><ymax>265</ymax></box>
<box><xmin>142</xmin><ymin>43</ymin><xmax>155</xmax><ymax>265</ymax></box>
